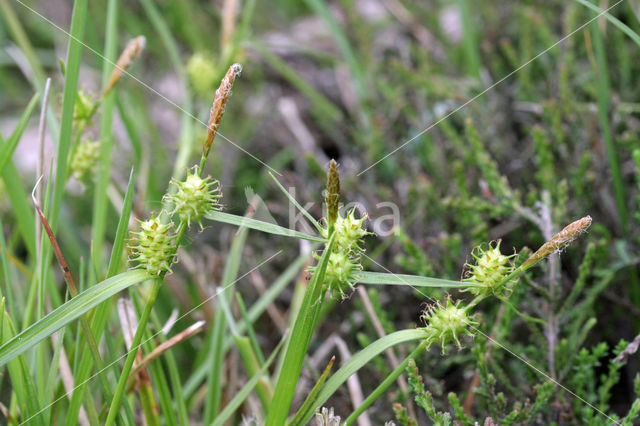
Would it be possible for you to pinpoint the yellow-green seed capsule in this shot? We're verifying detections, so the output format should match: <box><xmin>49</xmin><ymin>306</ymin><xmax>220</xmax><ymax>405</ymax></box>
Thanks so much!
<box><xmin>463</xmin><ymin>240</ymin><xmax>515</xmax><ymax>297</ymax></box>
<box><xmin>316</xmin><ymin>208</ymin><xmax>369</xmax><ymax>299</ymax></box>
<box><xmin>70</xmin><ymin>139</ymin><xmax>100</xmax><ymax>181</ymax></box>
<box><xmin>321</xmin><ymin>209</ymin><xmax>369</xmax><ymax>253</ymax></box>
<box><xmin>164</xmin><ymin>167</ymin><xmax>222</xmax><ymax>228</ymax></box>
<box><xmin>129</xmin><ymin>215</ymin><xmax>176</xmax><ymax>275</ymax></box>
<box><xmin>324</xmin><ymin>251</ymin><xmax>361</xmax><ymax>299</ymax></box>
<box><xmin>421</xmin><ymin>298</ymin><xmax>476</xmax><ymax>353</ymax></box>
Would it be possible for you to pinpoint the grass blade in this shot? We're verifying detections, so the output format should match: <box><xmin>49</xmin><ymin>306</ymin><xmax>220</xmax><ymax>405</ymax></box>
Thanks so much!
<box><xmin>266</xmin><ymin>233</ymin><xmax>336</xmax><ymax>425</ymax></box>
<box><xmin>91</xmin><ymin>0</ymin><xmax>119</xmax><ymax>275</ymax></box>
<box><xmin>355</xmin><ymin>271</ymin><xmax>471</xmax><ymax>288</ymax></box>
<box><xmin>0</xmin><ymin>133</ymin><xmax>36</xmax><ymax>259</ymax></box>
<box><xmin>290</xmin><ymin>356</ymin><xmax>335</xmax><ymax>426</ymax></box>
<box><xmin>1</xmin><ymin>303</ymin><xmax>44</xmax><ymax>426</ymax></box>
<box><xmin>0</xmin><ymin>92</ymin><xmax>39</xmax><ymax>174</ymax></box>
<box><xmin>298</xmin><ymin>328</ymin><xmax>429</xmax><ymax>424</ymax></box>
<box><xmin>205</xmin><ymin>210</ymin><xmax>325</xmax><ymax>242</ymax></box>
<box><xmin>0</xmin><ymin>269</ymin><xmax>150</xmax><ymax>367</ymax></box>
<box><xmin>573</xmin><ymin>0</ymin><xmax>640</xmax><ymax>48</ymax></box>
<box><xmin>50</xmin><ymin>0</ymin><xmax>88</xmax><ymax>231</ymax></box>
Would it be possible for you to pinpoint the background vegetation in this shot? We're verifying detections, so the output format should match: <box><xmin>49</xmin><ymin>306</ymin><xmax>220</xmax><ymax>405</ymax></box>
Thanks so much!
<box><xmin>1</xmin><ymin>0</ymin><xmax>640</xmax><ymax>424</ymax></box>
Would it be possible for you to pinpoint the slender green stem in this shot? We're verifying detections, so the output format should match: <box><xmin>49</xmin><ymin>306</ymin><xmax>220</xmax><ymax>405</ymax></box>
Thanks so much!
<box><xmin>104</xmin><ymin>277</ymin><xmax>163</xmax><ymax>426</ymax></box>
<box><xmin>345</xmin><ymin>340</ymin><xmax>429</xmax><ymax>426</ymax></box>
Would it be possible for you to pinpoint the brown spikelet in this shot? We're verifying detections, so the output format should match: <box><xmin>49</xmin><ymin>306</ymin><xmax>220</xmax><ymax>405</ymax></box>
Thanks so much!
<box><xmin>202</xmin><ymin>63</ymin><xmax>243</xmax><ymax>161</ymax></box>
<box><xmin>326</xmin><ymin>160</ymin><xmax>340</xmax><ymax>232</ymax></box>
<box><xmin>103</xmin><ymin>36</ymin><xmax>146</xmax><ymax>96</ymax></box>
<box><xmin>523</xmin><ymin>215</ymin><xmax>592</xmax><ymax>268</ymax></box>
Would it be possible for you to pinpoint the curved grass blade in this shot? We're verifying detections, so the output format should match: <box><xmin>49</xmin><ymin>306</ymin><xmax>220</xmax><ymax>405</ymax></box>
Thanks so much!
<box><xmin>0</xmin><ymin>269</ymin><xmax>150</xmax><ymax>367</ymax></box>
<box><xmin>355</xmin><ymin>271</ymin><xmax>471</xmax><ymax>288</ymax></box>
<box><xmin>205</xmin><ymin>211</ymin><xmax>325</xmax><ymax>243</ymax></box>
<box><xmin>344</xmin><ymin>341</ymin><xmax>429</xmax><ymax>426</ymax></box>
<box><xmin>0</xmin><ymin>92</ymin><xmax>39</xmax><ymax>174</ymax></box>
<box><xmin>573</xmin><ymin>0</ymin><xmax>640</xmax><ymax>48</ymax></box>
<box><xmin>297</xmin><ymin>328</ymin><xmax>429</xmax><ymax>424</ymax></box>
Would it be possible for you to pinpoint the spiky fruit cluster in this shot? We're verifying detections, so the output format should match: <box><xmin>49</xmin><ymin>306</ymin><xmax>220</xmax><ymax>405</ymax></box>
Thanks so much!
<box><xmin>314</xmin><ymin>209</ymin><xmax>369</xmax><ymax>299</ymax></box>
<box><xmin>129</xmin><ymin>215</ymin><xmax>176</xmax><ymax>275</ymax></box>
<box><xmin>331</xmin><ymin>210</ymin><xmax>368</xmax><ymax>253</ymax></box>
<box><xmin>421</xmin><ymin>298</ymin><xmax>477</xmax><ymax>353</ymax></box>
<box><xmin>70</xmin><ymin>140</ymin><xmax>100</xmax><ymax>181</ymax></box>
<box><xmin>463</xmin><ymin>240</ymin><xmax>515</xmax><ymax>298</ymax></box>
<box><xmin>164</xmin><ymin>168</ymin><xmax>221</xmax><ymax>228</ymax></box>
<box><xmin>322</xmin><ymin>252</ymin><xmax>362</xmax><ymax>299</ymax></box>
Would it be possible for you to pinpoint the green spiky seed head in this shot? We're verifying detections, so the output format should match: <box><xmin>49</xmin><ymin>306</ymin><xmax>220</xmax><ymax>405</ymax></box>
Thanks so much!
<box><xmin>421</xmin><ymin>298</ymin><xmax>476</xmax><ymax>353</ymax></box>
<box><xmin>186</xmin><ymin>53</ymin><xmax>218</xmax><ymax>95</ymax></box>
<box><xmin>316</xmin><ymin>209</ymin><xmax>369</xmax><ymax>300</ymax></box>
<box><xmin>74</xmin><ymin>90</ymin><xmax>95</xmax><ymax>122</ymax></box>
<box><xmin>322</xmin><ymin>209</ymin><xmax>369</xmax><ymax>253</ymax></box>
<box><xmin>129</xmin><ymin>215</ymin><xmax>175</xmax><ymax>275</ymax></box>
<box><xmin>323</xmin><ymin>251</ymin><xmax>361</xmax><ymax>299</ymax></box>
<box><xmin>70</xmin><ymin>140</ymin><xmax>100</xmax><ymax>181</ymax></box>
<box><xmin>164</xmin><ymin>167</ymin><xmax>222</xmax><ymax>227</ymax></box>
<box><xmin>463</xmin><ymin>240</ymin><xmax>515</xmax><ymax>297</ymax></box>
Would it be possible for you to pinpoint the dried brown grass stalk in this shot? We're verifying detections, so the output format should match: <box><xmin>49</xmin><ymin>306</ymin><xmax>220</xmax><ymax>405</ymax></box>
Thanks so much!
<box><xmin>103</xmin><ymin>36</ymin><xmax>146</xmax><ymax>96</ymax></box>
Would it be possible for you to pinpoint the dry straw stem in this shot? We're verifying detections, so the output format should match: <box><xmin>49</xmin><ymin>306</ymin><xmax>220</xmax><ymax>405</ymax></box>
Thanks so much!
<box><xmin>202</xmin><ymin>63</ymin><xmax>243</xmax><ymax>162</ymax></box>
<box><xmin>523</xmin><ymin>215</ymin><xmax>592</xmax><ymax>268</ymax></box>
<box><xmin>103</xmin><ymin>36</ymin><xmax>146</xmax><ymax>96</ymax></box>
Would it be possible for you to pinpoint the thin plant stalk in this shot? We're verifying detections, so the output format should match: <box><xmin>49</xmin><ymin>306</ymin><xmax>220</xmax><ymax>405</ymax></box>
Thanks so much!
<box><xmin>345</xmin><ymin>340</ymin><xmax>429</xmax><ymax>425</ymax></box>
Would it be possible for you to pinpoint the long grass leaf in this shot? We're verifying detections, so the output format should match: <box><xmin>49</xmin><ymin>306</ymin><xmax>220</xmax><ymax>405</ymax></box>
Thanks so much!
<box><xmin>573</xmin><ymin>0</ymin><xmax>640</xmax><ymax>48</ymax></box>
<box><xmin>205</xmin><ymin>210</ymin><xmax>325</xmax><ymax>242</ymax></box>
<box><xmin>355</xmin><ymin>271</ymin><xmax>470</xmax><ymax>288</ymax></box>
<box><xmin>298</xmin><ymin>329</ymin><xmax>429</xmax><ymax>424</ymax></box>
<box><xmin>0</xmin><ymin>92</ymin><xmax>39</xmax><ymax>174</ymax></box>
<box><xmin>91</xmin><ymin>0</ymin><xmax>119</xmax><ymax>275</ymax></box>
<box><xmin>50</xmin><ymin>0</ymin><xmax>87</xmax><ymax>230</ymax></box>
<box><xmin>0</xmin><ymin>134</ymin><xmax>36</xmax><ymax>259</ymax></box>
<box><xmin>1</xmin><ymin>305</ymin><xmax>45</xmax><ymax>426</ymax></box>
<box><xmin>266</xmin><ymin>234</ymin><xmax>336</xmax><ymax>425</ymax></box>
<box><xmin>0</xmin><ymin>269</ymin><xmax>150</xmax><ymax>367</ymax></box>
<box><xmin>290</xmin><ymin>356</ymin><xmax>335</xmax><ymax>426</ymax></box>
<box><xmin>65</xmin><ymin>168</ymin><xmax>136</xmax><ymax>424</ymax></box>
